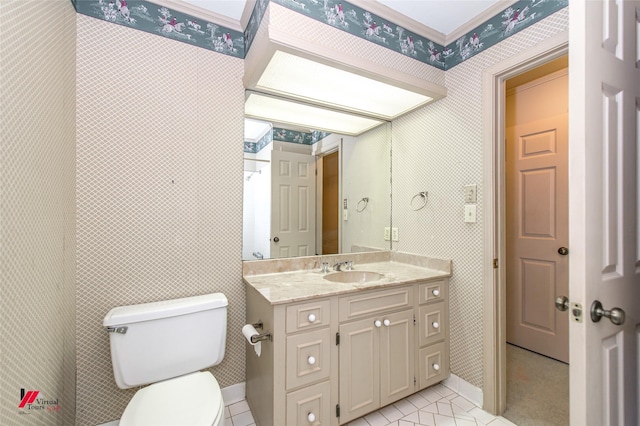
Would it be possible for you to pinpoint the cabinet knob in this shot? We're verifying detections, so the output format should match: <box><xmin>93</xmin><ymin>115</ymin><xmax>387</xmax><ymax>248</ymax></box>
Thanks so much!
<box><xmin>432</xmin><ymin>363</ymin><xmax>440</xmax><ymax>371</ymax></box>
<box><xmin>432</xmin><ymin>289</ymin><xmax>440</xmax><ymax>297</ymax></box>
<box><xmin>383</xmin><ymin>319</ymin><xmax>391</xmax><ymax>327</ymax></box>
<box><xmin>307</xmin><ymin>412</ymin><xmax>316</xmax><ymax>422</ymax></box>
<box><xmin>307</xmin><ymin>356</ymin><xmax>316</xmax><ymax>365</ymax></box>
<box><xmin>432</xmin><ymin>321</ymin><xmax>440</xmax><ymax>329</ymax></box>
<box><xmin>374</xmin><ymin>320</ymin><xmax>382</xmax><ymax>328</ymax></box>
<box><xmin>308</xmin><ymin>313</ymin><xmax>317</xmax><ymax>323</ymax></box>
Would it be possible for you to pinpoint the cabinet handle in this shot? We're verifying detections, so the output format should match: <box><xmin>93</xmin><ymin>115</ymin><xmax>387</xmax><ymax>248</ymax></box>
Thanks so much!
<box><xmin>374</xmin><ymin>320</ymin><xmax>382</xmax><ymax>328</ymax></box>
<box><xmin>308</xmin><ymin>313</ymin><xmax>317</xmax><ymax>323</ymax></box>
<box><xmin>307</xmin><ymin>356</ymin><xmax>316</xmax><ymax>365</ymax></box>
<box><xmin>307</xmin><ymin>412</ymin><xmax>316</xmax><ymax>422</ymax></box>
<box><xmin>383</xmin><ymin>319</ymin><xmax>391</xmax><ymax>327</ymax></box>
<box><xmin>432</xmin><ymin>289</ymin><xmax>440</xmax><ymax>297</ymax></box>
<box><xmin>432</xmin><ymin>363</ymin><xmax>440</xmax><ymax>371</ymax></box>
<box><xmin>432</xmin><ymin>321</ymin><xmax>440</xmax><ymax>329</ymax></box>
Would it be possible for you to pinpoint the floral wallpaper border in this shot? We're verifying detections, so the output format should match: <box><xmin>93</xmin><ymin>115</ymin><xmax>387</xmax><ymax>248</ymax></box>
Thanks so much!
<box><xmin>72</xmin><ymin>0</ymin><xmax>245</xmax><ymax>58</ymax></box>
<box><xmin>244</xmin><ymin>126</ymin><xmax>331</xmax><ymax>153</ymax></box>
<box><xmin>71</xmin><ymin>0</ymin><xmax>567</xmax><ymax>71</ymax></box>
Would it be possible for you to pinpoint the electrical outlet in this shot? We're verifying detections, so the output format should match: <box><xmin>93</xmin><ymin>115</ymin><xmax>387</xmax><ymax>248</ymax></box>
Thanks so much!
<box><xmin>384</xmin><ymin>227</ymin><xmax>391</xmax><ymax>241</ymax></box>
<box><xmin>464</xmin><ymin>184</ymin><xmax>477</xmax><ymax>203</ymax></box>
<box><xmin>391</xmin><ymin>227</ymin><xmax>399</xmax><ymax>241</ymax></box>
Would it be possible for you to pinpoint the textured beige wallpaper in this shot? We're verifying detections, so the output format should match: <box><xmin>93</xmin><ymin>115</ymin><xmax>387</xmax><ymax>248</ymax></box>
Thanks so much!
<box><xmin>391</xmin><ymin>9</ymin><xmax>569</xmax><ymax>389</ymax></box>
<box><xmin>0</xmin><ymin>0</ymin><xmax>77</xmax><ymax>425</ymax></box>
<box><xmin>75</xmin><ymin>15</ymin><xmax>245</xmax><ymax>425</ymax></box>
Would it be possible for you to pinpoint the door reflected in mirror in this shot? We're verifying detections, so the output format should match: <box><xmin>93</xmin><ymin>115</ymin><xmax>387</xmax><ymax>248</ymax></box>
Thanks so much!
<box><xmin>243</xmin><ymin>119</ymin><xmax>391</xmax><ymax>261</ymax></box>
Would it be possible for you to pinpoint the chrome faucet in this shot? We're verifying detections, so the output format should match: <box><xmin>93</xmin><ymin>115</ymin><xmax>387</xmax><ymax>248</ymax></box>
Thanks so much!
<box><xmin>333</xmin><ymin>261</ymin><xmax>354</xmax><ymax>271</ymax></box>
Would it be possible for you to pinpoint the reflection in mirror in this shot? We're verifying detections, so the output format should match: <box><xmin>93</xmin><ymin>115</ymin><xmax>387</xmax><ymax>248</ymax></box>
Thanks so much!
<box><xmin>243</xmin><ymin>117</ymin><xmax>391</xmax><ymax>260</ymax></box>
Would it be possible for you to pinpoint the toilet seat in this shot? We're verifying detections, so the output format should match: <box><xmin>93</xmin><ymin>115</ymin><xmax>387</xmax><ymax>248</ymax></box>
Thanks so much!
<box><xmin>119</xmin><ymin>371</ymin><xmax>224</xmax><ymax>426</ymax></box>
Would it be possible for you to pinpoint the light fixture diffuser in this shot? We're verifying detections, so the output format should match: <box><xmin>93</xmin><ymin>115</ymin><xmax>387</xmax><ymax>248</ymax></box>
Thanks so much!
<box><xmin>245</xmin><ymin>92</ymin><xmax>384</xmax><ymax>136</ymax></box>
<box><xmin>256</xmin><ymin>51</ymin><xmax>433</xmax><ymax>120</ymax></box>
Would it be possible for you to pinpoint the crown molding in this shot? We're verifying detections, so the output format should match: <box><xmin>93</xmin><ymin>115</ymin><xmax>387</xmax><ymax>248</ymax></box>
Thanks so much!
<box><xmin>240</xmin><ymin>0</ymin><xmax>257</xmax><ymax>29</ymax></box>
<box><xmin>152</xmin><ymin>0</ymin><xmax>243</xmax><ymax>31</ymax></box>
<box><xmin>349</xmin><ymin>0</ymin><xmax>447</xmax><ymax>45</ymax></box>
<box><xmin>445</xmin><ymin>0</ymin><xmax>518</xmax><ymax>44</ymax></box>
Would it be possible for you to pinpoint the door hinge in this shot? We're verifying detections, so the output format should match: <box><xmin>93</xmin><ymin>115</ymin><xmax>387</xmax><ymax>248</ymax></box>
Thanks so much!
<box><xmin>336</xmin><ymin>404</ymin><xmax>340</xmax><ymax>417</ymax></box>
<box><xmin>493</xmin><ymin>258</ymin><xmax>499</xmax><ymax>269</ymax></box>
<box><xmin>336</xmin><ymin>332</ymin><xmax>340</xmax><ymax>345</ymax></box>
<box><xmin>413</xmin><ymin>313</ymin><xmax>416</xmax><ymax>326</ymax></box>
<box><xmin>414</xmin><ymin>376</ymin><xmax>417</xmax><ymax>386</ymax></box>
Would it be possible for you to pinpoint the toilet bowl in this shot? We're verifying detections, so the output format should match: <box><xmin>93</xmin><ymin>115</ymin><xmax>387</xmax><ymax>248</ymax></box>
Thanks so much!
<box><xmin>104</xmin><ymin>293</ymin><xmax>228</xmax><ymax>426</ymax></box>
<box><xmin>119</xmin><ymin>372</ymin><xmax>225</xmax><ymax>426</ymax></box>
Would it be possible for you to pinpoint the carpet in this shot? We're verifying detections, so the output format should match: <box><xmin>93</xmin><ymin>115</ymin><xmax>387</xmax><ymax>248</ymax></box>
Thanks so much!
<box><xmin>502</xmin><ymin>343</ymin><xmax>569</xmax><ymax>426</ymax></box>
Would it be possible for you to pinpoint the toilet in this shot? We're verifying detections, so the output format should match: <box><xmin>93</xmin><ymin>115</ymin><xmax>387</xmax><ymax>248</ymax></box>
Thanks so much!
<box><xmin>103</xmin><ymin>293</ymin><xmax>228</xmax><ymax>426</ymax></box>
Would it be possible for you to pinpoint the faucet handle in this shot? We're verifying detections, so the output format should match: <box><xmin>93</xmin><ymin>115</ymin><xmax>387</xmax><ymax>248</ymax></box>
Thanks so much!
<box><xmin>320</xmin><ymin>262</ymin><xmax>330</xmax><ymax>273</ymax></box>
<box><xmin>346</xmin><ymin>261</ymin><xmax>354</xmax><ymax>270</ymax></box>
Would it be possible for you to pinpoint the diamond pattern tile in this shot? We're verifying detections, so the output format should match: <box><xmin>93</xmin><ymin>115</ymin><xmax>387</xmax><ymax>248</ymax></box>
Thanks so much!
<box><xmin>391</xmin><ymin>8</ymin><xmax>568</xmax><ymax>388</ymax></box>
<box><xmin>76</xmin><ymin>14</ymin><xmax>245</xmax><ymax>425</ymax></box>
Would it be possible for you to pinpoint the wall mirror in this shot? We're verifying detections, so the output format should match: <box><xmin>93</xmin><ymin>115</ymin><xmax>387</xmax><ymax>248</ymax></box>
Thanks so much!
<box><xmin>242</xmin><ymin>106</ymin><xmax>391</xmax><ymax>261</ymax></box>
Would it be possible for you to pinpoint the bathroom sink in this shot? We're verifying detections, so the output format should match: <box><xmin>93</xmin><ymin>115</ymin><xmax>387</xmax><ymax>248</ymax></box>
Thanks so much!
<box><xmin>323</xmin><ymin>270</ymin><xmax>383</xmax><ymax>283</ymax></box>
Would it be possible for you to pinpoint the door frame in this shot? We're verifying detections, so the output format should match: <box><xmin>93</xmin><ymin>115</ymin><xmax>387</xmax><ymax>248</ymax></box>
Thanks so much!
<box><xmin>481</xmin><ymin>30</ymin><xmax>568</xmax><ymax>414</ymax></box>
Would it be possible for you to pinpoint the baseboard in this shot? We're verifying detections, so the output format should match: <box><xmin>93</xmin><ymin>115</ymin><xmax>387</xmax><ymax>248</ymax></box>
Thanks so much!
<box><xmin>221</xmin><ymin>381</ymin><xmax>246</xmax><ymax>405</ymax></box>
<box><xmin>443</xmin><ymin>373</ymin><xmax>483</xmax><ymax>408</ymax></box>
<box><xmin>96</xmin><ymin>381</ymin><xmax>247</xmax><ymax>426</ymax></box>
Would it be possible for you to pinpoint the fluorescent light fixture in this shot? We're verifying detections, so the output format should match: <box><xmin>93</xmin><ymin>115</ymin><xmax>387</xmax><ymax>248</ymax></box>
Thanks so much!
<box><xmin>255</xmin><ymin>51</ymin><xmax>433</xmax><ymax>120</ymax></box>
<box><xmin>245</xmin><ymin>92</ymin><xmax>384</xmax><ymax>136</ymax></box>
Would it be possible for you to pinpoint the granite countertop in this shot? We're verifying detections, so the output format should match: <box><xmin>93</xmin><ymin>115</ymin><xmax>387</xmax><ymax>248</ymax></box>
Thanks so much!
<box><xmin>243</xmin><ymin>251</ymin><xmax>451</xmax><ymax>305</ymax></box>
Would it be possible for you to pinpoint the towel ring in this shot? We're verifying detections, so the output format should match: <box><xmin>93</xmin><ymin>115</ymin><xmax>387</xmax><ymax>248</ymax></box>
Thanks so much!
<box><xmin>410</xmin><ymin>192</ymin><xmax>428</xmax><ymax>211</ymax></box>
<box><xmin>356</xmin><ymin>197</ymin><xmax>369</xmax><ymax>212</ymax></box>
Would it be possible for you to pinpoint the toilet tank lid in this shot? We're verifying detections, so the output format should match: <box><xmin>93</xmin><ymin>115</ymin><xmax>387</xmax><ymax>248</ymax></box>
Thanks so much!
<box><xmin>103</xmin><ymin>293</ymin><xmax>228</xmax><ymax>327</ymax></box>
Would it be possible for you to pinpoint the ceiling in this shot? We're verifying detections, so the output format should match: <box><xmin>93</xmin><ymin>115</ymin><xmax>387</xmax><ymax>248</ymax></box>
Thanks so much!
<box><xmin>182</xmin><ymin>0</ymin><xmax>503</xmax><ymax>36</ymax></box>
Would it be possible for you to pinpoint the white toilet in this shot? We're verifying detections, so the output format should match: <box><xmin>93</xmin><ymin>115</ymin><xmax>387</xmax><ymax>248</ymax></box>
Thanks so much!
<box><xmin>103</xmin><ymin>293</ymin><xmax>228</xmax><ymax>426</ymax></box>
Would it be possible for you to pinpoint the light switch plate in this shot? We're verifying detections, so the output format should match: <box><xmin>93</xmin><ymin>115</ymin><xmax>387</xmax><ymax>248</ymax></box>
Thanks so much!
<box><xmin>384</xmin><ymin>227</ymin><xmax>390</xmax><ymax>241</ymax></box>
<box><xmin>464</xmin><ymin>184</ymin><xmax>477</xmax><ymax>203</ymax></box>
<box><xmin>464</xmin><ymin>205</ymin><xmax>477</xmax><ymax>223</ymax></box>
<box><xmin>343</xmin><ymin>210</ymin><xmax>348</xmax><ymax>221</ymax></box>
<box><xmin>391</xmin><ymin>227</ymin><xmax>399</xmax><ymax>241</ymax></box>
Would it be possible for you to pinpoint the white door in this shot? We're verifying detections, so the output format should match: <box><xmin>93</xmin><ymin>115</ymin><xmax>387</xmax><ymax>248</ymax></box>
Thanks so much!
<box><xmin>271</xmin><ymin>150</ymin><xmax>316</xmax><ymax>258</ymax></box>
<box><xmin>569</xmin><ymin>1</ymin><xmax>640</xmax><ymax>425</ymax></box>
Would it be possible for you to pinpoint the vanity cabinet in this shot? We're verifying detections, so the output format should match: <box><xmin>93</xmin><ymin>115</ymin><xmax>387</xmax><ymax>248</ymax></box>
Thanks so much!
<box><xmin>337</xmin><ymin>287</ymin><xmax>415</xmax><ymax>424</ymax></box>
<box><xmin>245</xmin><ymin>278</ymin><xmax>449</xmax><ymax>426</ymax></box>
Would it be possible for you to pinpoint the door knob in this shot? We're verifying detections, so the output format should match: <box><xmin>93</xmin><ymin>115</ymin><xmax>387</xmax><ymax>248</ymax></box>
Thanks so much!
<box><xmin>273</xmin><ymin>237</ymin><xmax>279</xmax><ymax>243</ymax></box>
<box><xmin>555</xmin><ymin>296</ymin><xmax>569</xmax><ymax>311</ymax></box>
<box><xmin>558</xmin><ymin>247</ymin><xmax>569</xmax><ymax>255</ymax></box>
<box><xmin>590</xmin><ymin>300</ymin><xmax>625</xmax><ymax>325</ymax></box>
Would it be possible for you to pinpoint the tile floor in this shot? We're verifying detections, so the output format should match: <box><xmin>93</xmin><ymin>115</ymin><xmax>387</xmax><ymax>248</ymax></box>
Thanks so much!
<box><xmin>224</xmin><ymin>384</ymin><xmax>517</xmax><ymax>426</ymax></box>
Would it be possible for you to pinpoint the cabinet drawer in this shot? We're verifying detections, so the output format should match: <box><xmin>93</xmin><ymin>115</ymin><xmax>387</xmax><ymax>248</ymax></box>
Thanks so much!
<box><xmin>418</xmin><ymin>342</ymin><xmax>449</xmax><ymax>389</ymax></box>
<box><xmin>419</xmin><ymin>302</ymin><xmax>446</xmax><ymax>347</ymax></box>
<box><xmin>417</xmin><ymin>280</ymin><xmax>446</xmax><ymax>304</ymax></box>
<box><xmin>286</xmin><ymin>380</ymin><xmax>331</xmax><ymax>426</ymax></box>
<box><xmin>339</xmin><ymin>286</ymin><xmax>412</xmax><ymax>322</ymax></box>
<box><xmin>286</xmin><ymin>328</ymin><xmax>331</xmax><ymax>390</ymax></box>
<box><xmin>286</xmin><ymin>299</ymin><xmax>331</xmax><ymax>334</ymax></box>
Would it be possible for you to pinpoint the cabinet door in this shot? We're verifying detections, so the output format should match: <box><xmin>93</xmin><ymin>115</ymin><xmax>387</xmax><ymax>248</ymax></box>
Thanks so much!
<box><xmin>338</xmin><ymin>317</ymin><xmax>380</xmax><ymax>424</ymax></box>
<box><xmin>380</xmin><ymin>309</ymin><xmax>415</xmax><ymax>406</ymax></box>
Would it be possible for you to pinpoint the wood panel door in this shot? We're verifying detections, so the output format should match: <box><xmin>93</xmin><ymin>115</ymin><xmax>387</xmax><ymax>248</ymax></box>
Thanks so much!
<box><xmin>568</xmin><ymin>1</ymin><xmax>640</xmax><ymax>424</ymax></box>
<box><xmin>506</xmin><ymin>72</ymin><xmax>569</xmax><ymax>363</ymax></box>
<box><xmin>270</xmin><ymin>150</ymin><xmax>316</xmax><ymax>258</ymax></box>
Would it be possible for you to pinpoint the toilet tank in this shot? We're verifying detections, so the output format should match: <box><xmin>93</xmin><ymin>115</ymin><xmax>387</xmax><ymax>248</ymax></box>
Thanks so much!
<box><xmin>103</xmin><ymin>293</ymin><xmax>228</xmax><ymax>389</ymax></box>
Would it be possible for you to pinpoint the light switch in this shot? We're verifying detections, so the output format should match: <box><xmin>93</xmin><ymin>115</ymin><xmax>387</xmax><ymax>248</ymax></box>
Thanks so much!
<box><xmin>464</xmin><ymin>205</ymin><xmax>477</xmax><ymax>223</ymax></box>
<box><xmin>391</xmin><ymin>227</ymin><xmax>399</xmax><ymax>241</ymax></box>
<box><xmin>384</xmin><ymin>227</ymin><xmax>391</xmax><ymax>241</ymax></box>
<box><xmin>464</xmin><ymin>184</ymin><xmax>477</xmax><ymax>203</ymax></box>
<box><xmin>343</xmin><ymin>210</ymin><xmax>349</xmax><ymax>221</ymax></box>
